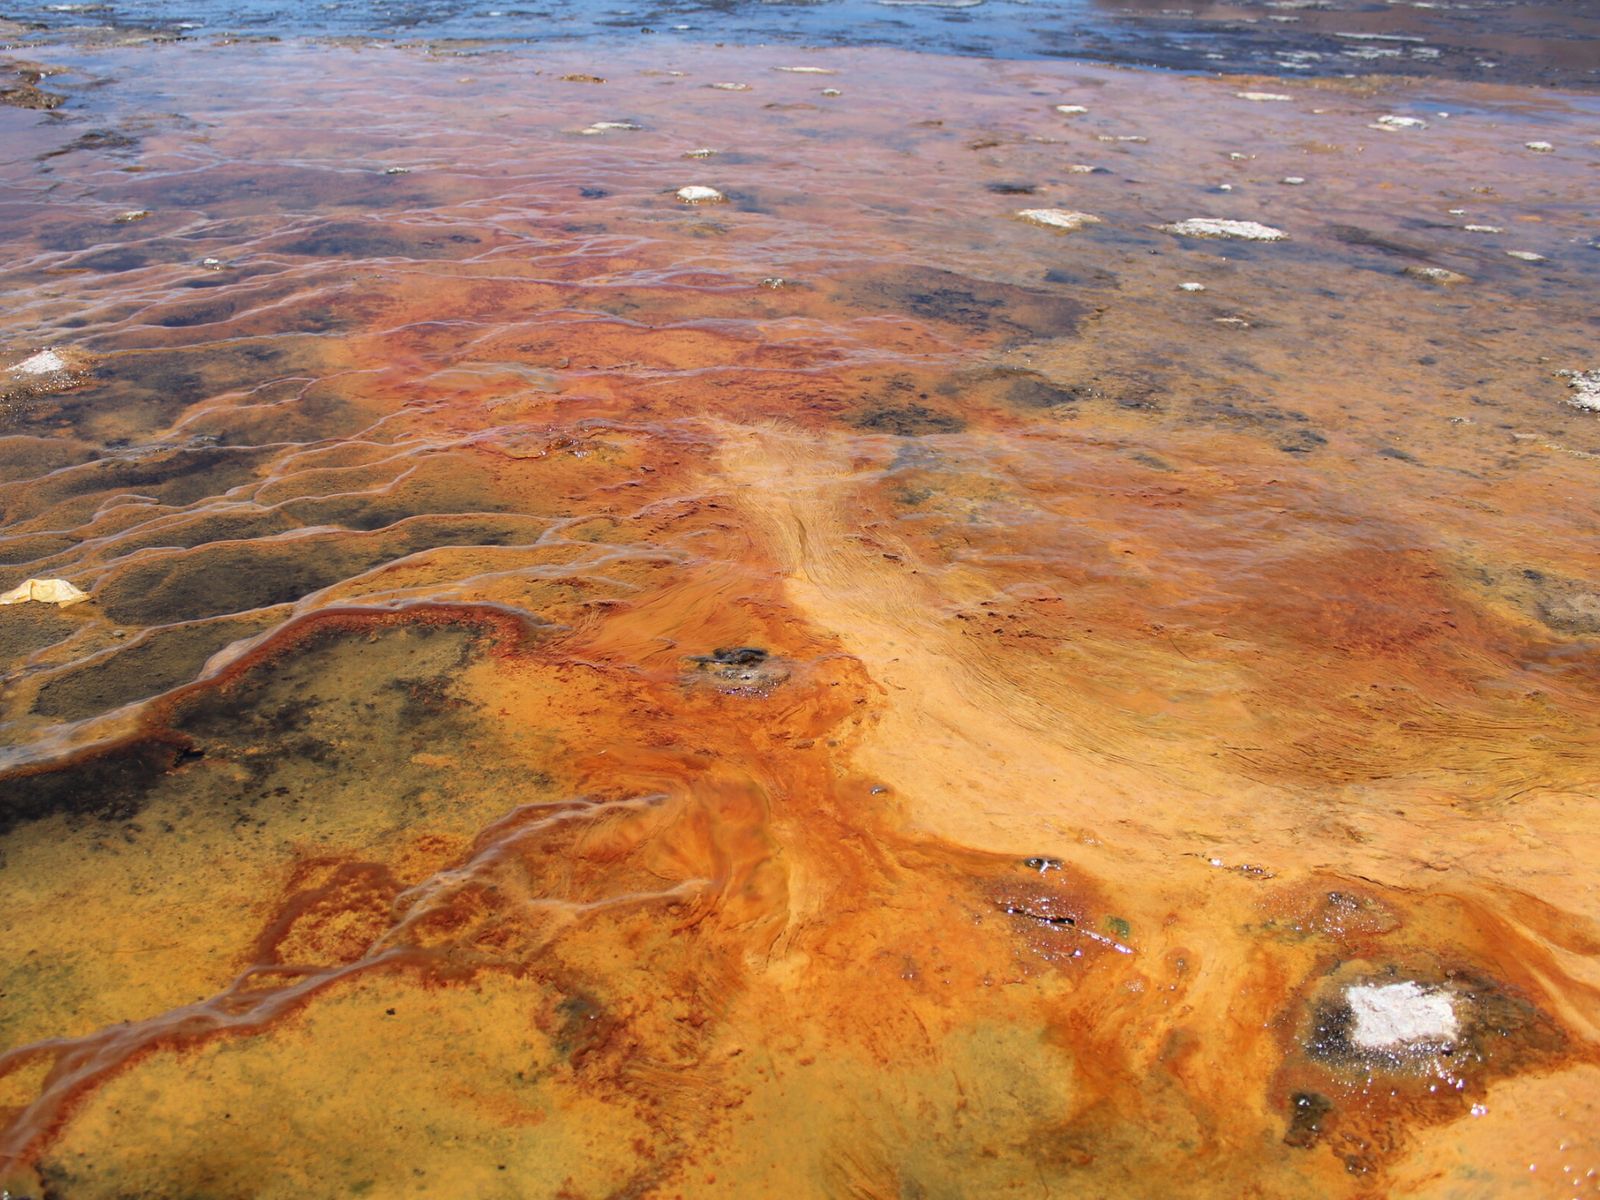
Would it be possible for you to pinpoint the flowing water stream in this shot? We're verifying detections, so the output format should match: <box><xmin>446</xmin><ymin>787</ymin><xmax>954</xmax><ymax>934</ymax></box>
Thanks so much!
<box><xmin>0</xmin><ymin>17</ymin><xmax>1598</xmax><ymax>1199</ymax></box>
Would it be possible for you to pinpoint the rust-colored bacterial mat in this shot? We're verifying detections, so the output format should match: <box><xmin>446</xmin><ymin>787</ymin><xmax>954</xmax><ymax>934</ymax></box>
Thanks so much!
<box><xmin>0</xmin><ymin>35</ymin><xmax>1598</xmax><ymax>1200</ymax></box>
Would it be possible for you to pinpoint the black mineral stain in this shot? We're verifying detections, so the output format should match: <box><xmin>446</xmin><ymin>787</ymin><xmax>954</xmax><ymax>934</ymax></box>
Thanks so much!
<box><xmin>854</xmin><ymin>404</ymin><xmax>965</xmax><ymax>436</ymax></box>
<box><xmin>1283</xmin><ymin>1091</ymin><xmax>1333</xmax><ymax>1149</ymax></box>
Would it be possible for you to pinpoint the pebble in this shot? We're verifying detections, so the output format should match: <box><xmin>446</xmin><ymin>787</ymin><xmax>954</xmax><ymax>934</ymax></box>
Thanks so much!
<box><xmin>775</xmin><ymin>66</ymin><xmax>835</xmax><ymax>74</ymax></box>
<box><xmin>684</xmin><ymin>147</ymin><xmax>717</xmax><ymax>158</ymax></box>
<box><xmin>709</xmin><ymin>82</ymin><xmax>751</xmax><ymax>91</ymax></box>
<box><xmin>1525</xmin><ymin>140</ymin><xmax>1554</xmax><ymax>153</ymax></box>
<box><xmin>821</xmin><ymin>88</ymin><xmax>841</xmax><ymax>97</ymax></box>
<box><xmin>676</xmin><ymin>185</ymin><xmax>725</xmax><ymax>204</ymax></box>
<box><xmin>1179</xmin><ymin>281</ymin><xmax>1206</xmax><ymax>292</ymax></box>
<box><xmin>580</xmin><ymin>121</ymin><xmax>641</xmax><ymax>135</ymax></box>
<box><xmin>114</xmin><ymin>209</ymin><xmax>150</xmax><ymax>222</ymax></box>
<box><xmin>1054</xmin><ymin>104</ymin><xmax>1089</xmax><ymax>115</ymax></box>
<box><xmin>1066</xmin><ymin>164</ymin><xmax>1100</xmax><ymax>174</ymax></box>
<box><xmin>1016</xmin><ymin>208</ymin><xmax>1101</xmax><ymax>232</ymax></box>
<box><xmin>1506</xmin><ymin>250</ymin><xmax>1547</xmax><ymax>262</ymax></box>
<box><xmin>1281</xmin><ymin>176</ymin><xmax>1306</xmax><ymax>185</ymax></box>
<box><xmin>1162</xmin><ymin>218</ymin><xmax>1287</xmax><ymax>241</ymax></box>
<box><xmin>1405</xmin><ymin>265</ymin><xmax>1469</xmax><ymax>284</ymax></box>
<box><xmin>1370</xmin><ymin>115</ymin><xmax>1427</xmax><ymax>131</ymax></box>
<box><xmin>1462</xmin><ymin>224</ymin><xmax>1504</xmax><ymax>234</ymax></box>
<box><xmin>1235</xmin><ymin>91</ymin><xmax>1292</xmax><ymax>101</ymax></box>
<box><xmin>560</xmin><ymin>73</ymin><xmax>605</xmax><ymax>84</ymax></box>
<box><xmin>383</xmin><ymin>166</ymin><xmax>411</xmax><ymax>175</ymax></box>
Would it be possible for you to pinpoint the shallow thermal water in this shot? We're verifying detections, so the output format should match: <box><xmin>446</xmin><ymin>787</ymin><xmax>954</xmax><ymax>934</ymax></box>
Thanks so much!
<box><xmin>0</xmin><ymin>24</ymin><xmax>1598</xmax><ymax>1200</ymax></box>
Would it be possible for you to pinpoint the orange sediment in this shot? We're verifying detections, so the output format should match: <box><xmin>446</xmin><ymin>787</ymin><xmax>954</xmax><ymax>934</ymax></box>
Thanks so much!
<box><xmin>0</xmin><ymin>37</ymin><xmax>1597</xmax><ymax>1198</ymax></box>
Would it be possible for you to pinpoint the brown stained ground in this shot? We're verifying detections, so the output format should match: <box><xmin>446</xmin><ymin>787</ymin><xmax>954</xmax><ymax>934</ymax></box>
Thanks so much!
<box><xmin>0</xmin><ymin>36</ymin><xmax>1597</xmax><ymax>1200</ymax></box>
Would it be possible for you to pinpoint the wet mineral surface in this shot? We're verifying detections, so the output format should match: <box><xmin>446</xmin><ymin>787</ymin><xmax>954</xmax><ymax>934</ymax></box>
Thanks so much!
<box><xmin>0</xmin><ymin>28</ymin><xmax>1598</xmax><ymax>1200</ymax></box>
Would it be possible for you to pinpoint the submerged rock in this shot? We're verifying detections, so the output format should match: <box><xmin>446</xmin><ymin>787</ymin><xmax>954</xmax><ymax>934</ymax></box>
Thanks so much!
<box><xmin>1162</xmin><ymin>218</ymin><xmax>1287</xmax><ymax>241</ymax></box>
<box><xmin>580</xmin><ymin>121</ymin><xmax>641</xmax><ymax>135</ymax></box>
<box><xmin>1506</xmin><ymin>250</ymin><xmax>1546</xmax><ymax>262</ymax></box>
<box><xmin>1016</xmin><ymin>208</ymin><xmax>1101</xmax><ymax>232</ymax></box>
<box><xmin>1404</xmin><ymin>265</ymin><xmax>1469</xmax><ymax>285</ymax></box>
<box><xmin>676</xmin><ymin>185</ymin><xmax>725</xmax><ymax>204</ymax></box>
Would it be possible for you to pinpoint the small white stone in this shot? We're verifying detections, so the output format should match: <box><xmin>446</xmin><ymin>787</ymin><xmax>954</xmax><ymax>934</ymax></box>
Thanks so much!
<box><xmin>820</xmin><ymin>88</ymin><xmax>841</xmax><ymax>97</ymax></box>
<box><xmin>1506</xmin><ymin>250</ymin><xmax>1546</xmax><ymax>263</ymax></box>
<box><xmin>684</xmin><ymin>147</ymin><xmax>717</xmax><ymax>158</ymax></box>
<box><xmin>775</xmin><ymin>66</ymin><xmax>835</xmax><ymax>74</ymax></box>
<box><xmin>1236</xmin><ymin>91</ymin><xmax>1292</xmax><ymax>101</ymax></box>
<box><xmin>1162</xmin><ymin>218</ymin><xmax>1287</xmax><ymax>241</ymax></box>
<box><xmin>709</xmin><ymin>82</ymin><xmax>750</xmax><ymax>91</ymax></box>
<box><xmin>1370</xmin><ymin>115</ymin><xmax>1428</xmax><ymax>131</ymax></box>
<box><xmin>114</xmin><ymin>209</ymin><xmax>151</xmax><ymax>223</ymax></box>
<box><xmin>1448</xmin><ymin>208</ymin><xmax>1467</xmax><ymax>215</ymax></box>
<box><xmin>1462</xmin><ymin>224</ymin><xmax>1504</xmax><ymax>234</ymax></box>
<box><xmin>1016</xmin><ymin>208</ymin><xmax>1101</xmax><ymax>232</ymax></box>
<box><xmin>1525</xmin><ymin>140</ymin><xmax>1554</xmax><ymax>153</ymax></box>
<box><xmin>1281</xmin><ymin>176</ymin><xmax>1306</xmax><ymax>185</ymax></box>
<box><xmin>1216</xmin><ymin>183</ymin><xmax>1234</xmax><ymax>192</ymax></box>
<box><xmin>676</xmin><ymin>185</ymin><xmax>725</xmax><ymax>204</ymax></box>
<box><xmin>383</xmin><ymin>166</ymin><xmax>411</xmax><ymax>175</ymax></box>
<box><xmin>1179</xmin><ymin>281</ymin><xmax>1206</xmax><ymax>292</ymax></box>
<box><xmin>580</xmin><ymin>121</ymin><xmax>641</xmax><ymax>135</ymax></box>
<box><xmin>1066</xmin><ymin>164</ymin><xmax>1099</xmax><ymax>174</ymax></box>
<box><xmin>13</xmin><ymin>349</ymin><xmax>67</xmax><ymax>376</ymax></box>
<box><xmin>1054</xmin><ymin>104</ymin><xmax>1089</xmax><ymax>115</ymax></box>
<box><xmin>1346</xmin><ymin>982</ymin><xmax>1458</xmax><ymax>1051</ymax></box>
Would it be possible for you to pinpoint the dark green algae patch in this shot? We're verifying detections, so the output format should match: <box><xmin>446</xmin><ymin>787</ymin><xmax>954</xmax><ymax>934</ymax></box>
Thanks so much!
<box><xmin>0</xmin><ymin>603</ymin><xmax>546</xmax><ymax>839</ymax></box>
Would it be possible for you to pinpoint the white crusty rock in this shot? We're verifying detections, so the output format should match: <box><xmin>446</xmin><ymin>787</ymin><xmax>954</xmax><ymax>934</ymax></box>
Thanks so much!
<box><xmin>1016</xmin><ymin>208</ymin><xmax>1101</xmax><ymax>232</ymax></box>
<box><xmin>676</xmin><ymin>185</ymin><xmax>725</xmax><ymax>204</ymax></box>
<box><xmin>1370</xmin><ymin>114</ymin><xmax>1427</xmax><ymax>131</ymax></box>
<box><xmin>1178</xmin><ymin>281</ymin><xmax>1206</xmax><ymax>292</ymax></box>
<box><xmin>1236</xmin><ymin>91</ymin><xmax>1292</xmax><ymax>101</ymax></box>
<box><xmin>1346</xmin><ymin>982</ymin><xmax>1458</xmax><ymax>1052</ymax></box>
<box><xmin>1054</xmin><ymin>104</ymin><xmax>1089</xmax><ymax>115</ymax></box>
<box><xmin>1506</xmin><ymin>250</ymin><xmax>1546</xmax><ymax>263</ymax></box>
<box><xmin>1560</xmin><ymin>369</ymin><xmax>1600</xmax><ymax>412</ymax></box>
<box><xmin>580</xmin><ymin>121</ymin><xmax>641</xmax><ymax>135</ymax></box>
<box><xmin>1162</xmin><ymin>218</ymin><xmax>1287</xmax><ymax>241</ymax></box>
<box><xmin>12</xmin><ymin>349</ymin><xmax>67</xmax><ymax>376</ymax></box>
<box><xmin>775</xmin><ymin>66</ymin><xmax>836</xmax><ymax>74</ymax></box>
<box><xmin>0</xmin><ymin>578</ymin><xmax>90</xmax><ymax>607</ymax></box>
<box><xmin>1525</xmin><ymin>140</ymin><xmax>1554</xmax><ymax>153</ymax></box>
